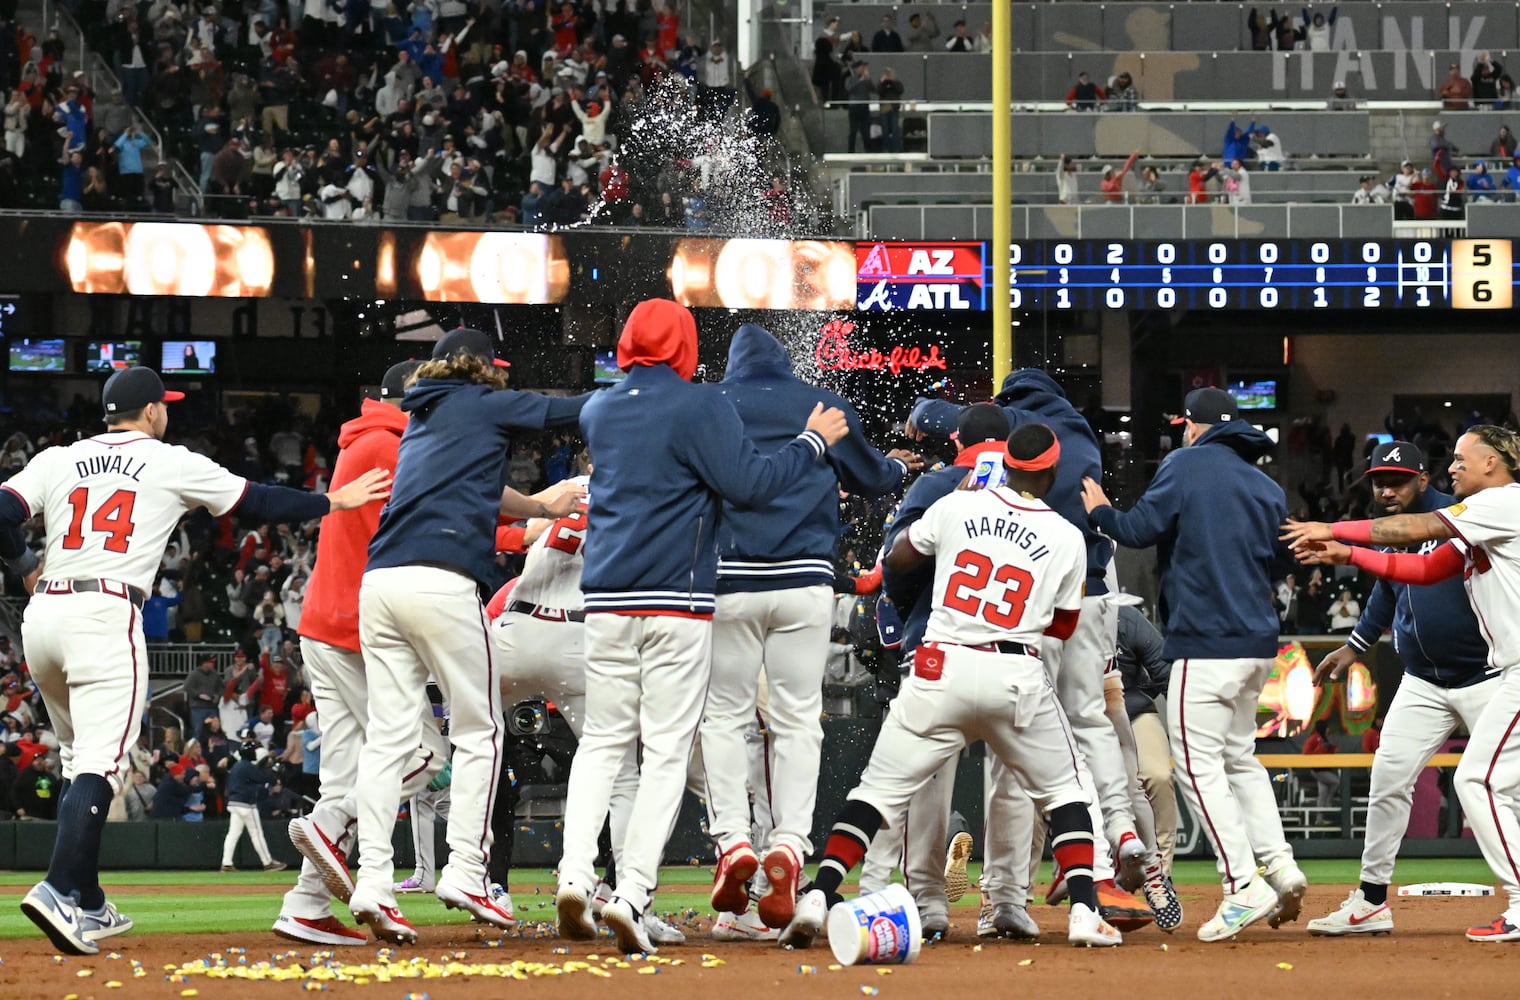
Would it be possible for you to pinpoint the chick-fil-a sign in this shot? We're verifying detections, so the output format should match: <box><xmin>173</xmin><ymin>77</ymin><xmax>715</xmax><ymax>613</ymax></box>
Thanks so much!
<box><xmin>814</xmin><ymin>319</ymin><xmax>948</xmax><ymax>376</ymax></box>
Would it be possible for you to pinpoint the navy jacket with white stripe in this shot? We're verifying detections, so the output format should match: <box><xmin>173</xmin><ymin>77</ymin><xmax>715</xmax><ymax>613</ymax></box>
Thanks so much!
<box><xmin>714</xmin><ymin>324</ymin><xmax>908</xmax><ymax>594</ymax></box>
<box><xmin>579</xmin><ymin>362</ymin><xmax>828</xmax><ymax>617</ymax></box>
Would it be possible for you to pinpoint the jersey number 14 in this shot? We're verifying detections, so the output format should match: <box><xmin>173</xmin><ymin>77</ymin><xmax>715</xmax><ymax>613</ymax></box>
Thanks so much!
<box><xmin>61</xmin><ymin>487</ymin><xmax>138</xmax><ymax>553</ymax></box>
<box><xmin>942</xmin><ymin>550</ymin><xmax>1033</xmax><ymax>628</ymax></box>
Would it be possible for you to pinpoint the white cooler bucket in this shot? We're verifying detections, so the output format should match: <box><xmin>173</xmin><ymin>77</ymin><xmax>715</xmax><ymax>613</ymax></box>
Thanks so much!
<box><xmin>826</xmin><ymin>884</ymin><xmax>923</xmax><ymax>966</ymax></box>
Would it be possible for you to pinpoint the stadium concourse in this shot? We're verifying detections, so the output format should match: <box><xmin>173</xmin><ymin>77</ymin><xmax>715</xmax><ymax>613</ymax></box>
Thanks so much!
<box><xmin>0</xmin><ymin>865</ymin><xmax>1512</xmax><ymax>997</ymax></box>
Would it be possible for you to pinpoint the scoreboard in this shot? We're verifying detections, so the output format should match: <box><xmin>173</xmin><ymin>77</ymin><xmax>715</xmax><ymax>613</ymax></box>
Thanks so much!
<box><xmin>1008</xmin><ymin>239</ymin><xmax>1516</xmax><ymax>311</ymax></box>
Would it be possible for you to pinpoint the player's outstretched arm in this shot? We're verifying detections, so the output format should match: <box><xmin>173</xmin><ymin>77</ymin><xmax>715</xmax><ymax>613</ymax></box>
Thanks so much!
<box><xmin>805</xmin><ymin>402</ymin><xmax>850</xmax><ymax>446</ymax></box>
<box><xmin>882</xmin><ymin>529</ymin><xmax>929</xmax><ymax>574</ymax></box>
<box><xmin>499</xmin><ymin>479</ymin><xmax>586</xmax><ymax>519</ymax></box>
<box><xmin>324</xmin><ymin>468</ymin><xmax>393</xmax><ymax>511</ymax></box>
<box><xmin>1283</xmin><ymin>512</ymin><xmax>1453</xmax><ymax>551</ymax></box>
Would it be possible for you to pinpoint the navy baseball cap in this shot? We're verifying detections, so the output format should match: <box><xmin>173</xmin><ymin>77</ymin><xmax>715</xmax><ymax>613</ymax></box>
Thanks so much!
<box><xmin>954</xmin><ymin>403</ymin><xmax>1012</xmax><ymax>445</ymax></box>
<box><xmin>1171</xmin><ymin>386</ymin><xmax>1238</xmax><ymax>425</ymax></box>
<box><xmin>433</xmin><ymin>327</ymin><xmax>510</xmax><ymax>368</ymax></box>
<box><xmin>103</xmin><ymin>366</ymin><xmax>185</xmax><ymax>415</ymax></box>
<box><xmin>380</xmin><ymin>359</ymin><xmax>423</xmax><ymax>399</ymax></box>
<box><xmin>1365</xmin><ymin>440</ymin><xmax>1427</xmax><ymax>477</ymax></box>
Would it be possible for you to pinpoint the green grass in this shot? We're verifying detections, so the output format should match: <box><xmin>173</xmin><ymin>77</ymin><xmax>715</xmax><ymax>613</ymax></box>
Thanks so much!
<box><xmin>0</xmin><ymin>860</ymin><xmax>1497</xmax><ymax>941</ymax></box>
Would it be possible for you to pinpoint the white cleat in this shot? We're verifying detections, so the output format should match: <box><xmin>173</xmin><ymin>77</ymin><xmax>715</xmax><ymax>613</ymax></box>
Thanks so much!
<box><xmin>556</xmin><ymin>881</ymin><xmax>598</xmax><ymax>941</ymax></box>
<box><xmin>436</xmin><ymin>881</ymin><xmax>516</xmax><ymax>929</ymax></box>
<box><xmin>643</xmin><ymin>909</ymin><xmax>687</xmax><ymax>945</ymax></box>
<box><xmin>348</xmin><ymin>887</ymin><xmax>418</xmax><ymax>945</ymax></box>
<box><xmin>591</xmin><ymin>879</ymin><xmax>615</xmax><ymax>918</ymax></box>
<box><xmin>80</xmin><ymin>900</ymin><xmax>134</xmax><ymax>941</ymax></box>
<box><xmin>778</xmin><ymin>889</ymin><xmax>827</xmax><ymax>950</ymax></box>
<box><xmin>1264</xmin><ymin>861</ymin><xmax>1309</xmax><ymax>928</ymax></box>
<box><xmin>712</xmin><ymin>909</ymin><xmax>780</xmax><ymax>942</ymax></box>
<box><xmin>1068</xmin><ymin>902</ymin><xmax>1122</xmax><ymax>947</ymax></box>
<box><xmin>1307</xmin><ymin>889</ymin><xmax>1393</xmax><ymax>936</ymax></box>
<box><xmin>1197</xmin><ymin>877</ymin><xmax>1278</xmax><ymax>943</ymax></box>
<box><xmin>603</xmin><ymin>897</ymin><xmax>656</xmax><ymax>954</ymax></box>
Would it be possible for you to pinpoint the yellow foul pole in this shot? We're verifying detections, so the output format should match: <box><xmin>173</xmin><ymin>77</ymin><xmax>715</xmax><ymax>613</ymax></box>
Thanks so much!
<box><xmin>991</xmin><ymin>0</ymin><xmax>1013</xmax><ymax>385</ymax></box>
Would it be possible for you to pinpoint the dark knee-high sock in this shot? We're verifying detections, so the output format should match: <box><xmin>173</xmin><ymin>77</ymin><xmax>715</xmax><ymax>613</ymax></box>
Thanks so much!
<box><xmin>1048</xmin><ymin>802</ymin><xmax>1097</xmax><ymax>911</ymax></box>
<box><xmin>1360</xmin><ymin>881</ymin><xmax>1388</xmax><ymax>906</ymax></box>
<box><xmin>813</xmin><ymin>800</ymin><xmax>884</xmax><ymax>908</ymax></box>
<box><xmin>487</xmin><ymin>768</ymin><xmax>517</xmax><ymax>888</ymax></box>
<box><xmin>597</xmin><ymin>816</ymin><xmax>617</xmax><ymax>886</ymax></box>
<box><xmin>47</xmin><ymin>774</ymin><xmax>113</xmax><ymax>910</ymax></box>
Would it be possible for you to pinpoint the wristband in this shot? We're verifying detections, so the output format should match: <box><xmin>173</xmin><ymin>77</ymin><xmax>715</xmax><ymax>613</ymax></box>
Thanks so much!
<box><xmin>1330</xmin><ymin>520</ymin><xmax>1374</xmax><ymax>544</ymax></box>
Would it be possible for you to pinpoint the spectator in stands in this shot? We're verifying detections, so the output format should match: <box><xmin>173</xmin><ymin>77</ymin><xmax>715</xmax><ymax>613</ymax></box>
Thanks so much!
<box><xmin>1392</xmin><ymin>159</ymin><xmax>1416</xmax><ymax>217</ymax></box>
<box><xmin>1327</xmin><ymin>589</ymin><xmax>1360</xmax><ymax>632</ymax></box>
<box><xmin>701</xmin><ymin>39</ymin><xmax>735</xmax><ymax>115</ymax></box>
<box><xmin>11</xmin><ymin>753</ymin><xmax>58</xmax><ymax>820</ymax></box>
<box><xmin>259</xmin><ymin>55</ymin><xmax>302</xmax><ymax>140</ymax></box>
<box><xmin>1429</xmin><ymin>120</ymin><xmax>1456</xmax><ymax>180</ymax></box>
<box><xmin>945</xmin><ymin>20</ymin><xmax>975</xmax><ymax>54</ymax></box>
<box><xmin>1276</xmin><ymin>573</ymin><xmax>1300</xmax><ymax>630</ymax></box>
<box><xmin>872</xmin><ymin>16</ymin><xmax>903</xmax><ymax>54</ymax></box>
<box><xmin>838</xmin><ymin>31</ymin><xmax>868</xmax><ymax>64</ymax></box>
<box><xmin>251</xmin><ymin>705</ymin><xmax>277</xmax><ymax>748</ymax></box>
<box><xmin>1253</xmin><ymin>125</ymin><xmax>1286</xmax><ymax>170</ymax></box>
<box><xmin>80</xmin><ymin>167</ymin><xmax>113</xmax><ymax>213</ymax></box>
<box><xmin>1301</xmin><ymin>7</ymin><xmax>1337</xmax><ymax>52</ymax></box>
<box><xmin>58</xmin><ymin>150</ymin><xmax>84</xmax><ymax>213</ymax></box>
<box><xmin>1066</xmin><ymin>71</ymin><xmax>1104</xmax><ymax>111</ymax></box>
<box><xmin>149</xmin><ymin>163</ymin><xmax>176</xmax><ymax>212</ymax></box>
<box><xmin>1274</xmin><ymin>13</ymin><xmax>1302</xmax><ymax>51</ymax></box>
<box><xmin>1247</xmin><ymin>8</ymin><xmax>1277</xmax><ymax>51</ymax></box>
<box><xmin>746</xmin><ymin>82</ymin><xmax>780</xmax><ymax>138</ymax></box>
<box><xmin>1490</xmin><ymin>125</ymin><xmax>1517</xmax><ymax>160</ymax></box>
<box><xmin>812</xmin><ymin>32</ymin><xmax>842</xmax><ymax>102</ymax></box>
<box><xmin>1187</xmin><ymin>157</ymin><xmax>1218</xmax><ymax>204</ymax></box>
<box><xmin>1222</xmin><ymin>119</ymin><xmax>1255</xmax><ymax>164</ymax></box>
<box><xmin>122</xmin><ymin>771</ymin><xmax>155</xmax><ymax>821</ymax></box>
<box><xmin>1135</xmin><ymin>165</ymin><xmax>1167</xmax><ymax>204</ymax></box>
<box><xmin>1438</xmin><ymin>62</ymin><xmax>1472</xmax><ymax>111</ymax></box>
<box><xmin>1107</xmin><ymin>72</ymin><xmax>1139</xmax><ymax>112</ymax></box>
<box><xmin>878</xmin><ymin>67</ymin><xmax>904</xmax><ymax>153</ymax></box>
<box><xmin>185</xmin><ymin>654</ymin><xmax>223</xmax><ymax>737</ymax></box>
<box><xmin>144</xmin><ymin>578</ymin><xmax>181</xmax><ymax>641</ymax></box>
<box><xmin>1056</xmin><ymin>153</ymin><xmax>1078</xmax><ymax>204</ymax></box>
<box><xmin>1505</xmin><ymin>154</ymin><xmax>1520</xmax><ymax>199</ymax></box>
<box><xmin>1218</xmin><ymin>158</ymin><xmax>1252</xmax><ymax>205</ymax></box>
<box><xmin>1468</xmin><ymin>161</ymin><xmax>1497</xmax><ymax>201</ymax></box>
<box><xmin>3</xmin><ymin>90</ymin><xmax>25</xmax><ymax>157</ymax></box>
<box><xmin>975</xmin><ymin>21</ymin><xmax>994</xmax><ymax>54</ymax></box>
<box><xmin>1440</xmin><ymin>165</ymin><xmax>1465</xmax><ymax>219</ymax></box>
<box><xmin>110</xmin><ymin>123</ymin><xmax>150</xmax><ymax>209</ymax></box>
<box><xmin>1497</xmin><ymin>76</ymin><xmax>1516</xmax><ymax>112</ymax></box>
<box><xmin>845</xmin><ymin>59</ymin><xmax>876</xmax><ymax>154</ymax></box>
<box><xmin>150</xmin><ymin>765</ymin><xmax>196</xmax><ymax>820</ymax></box>
<box><xmin>1350</xmin><ymin>174</ymin><xmax>1388</xmax><ymax>205</ymax></box>
<box><xmin>1411</xmin><ymin>168</ymin><xmax>1440</xmax><ymax>220</ymax></box>
<box><xmin>1100</xmin><ymin>150</ymin><xmax>1139</xmax><ymax>203</ymax></box>
<box><xmin>1473</xmin><ymin>52</ymin><xmax>1504</xmax><ymax>108</ymax></box>
<box><xmin>1327</xmin><ymin>80</ymin><xmax>1356</xmax><ymax>111</ymax></box>
<box><xmin>905</xmin><ymin>12</ymin><xmax>940</xmax><ymax>52</ymax></box>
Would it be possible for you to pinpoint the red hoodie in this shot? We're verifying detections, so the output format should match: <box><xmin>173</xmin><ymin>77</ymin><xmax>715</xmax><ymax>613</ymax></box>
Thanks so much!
<box><xmin>617</xmin><ymin>298</ymin><xmax>698</xmax><ymax>380</ymax></box>
<box><xmin>299</xmin><ymin>399</ymin><xmax>409</xmax><ymax>652</ymax></box>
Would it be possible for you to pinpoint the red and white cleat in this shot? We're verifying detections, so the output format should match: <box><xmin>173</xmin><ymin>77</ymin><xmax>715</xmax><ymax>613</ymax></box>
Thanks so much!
<box><xmin>757</xmin><ymin>844</ymin><xmax>802</xmax><ymax>930</ymax></box>
<box><xmin>710</xmin><ymin>843</ymin><xmax>759</xmax><ymax>915</ymax></box>
<box><xmin>272</xmin><ymin>914</ymin><xmax>369</xmax><ymax>947</ymax></box>
<box><xmin>288</xmin><ymin>817</ymin><xmax>355</xmax><ymax>903</ymax></box>
<box><xmin>436</xmin><ymin>882</ymin><xmax>517</xmax><ymax>930</ymax></box>
<box><xmin>349</xmin><ymin>889</ymin><xmax>418</xmax><ymax>945</ymax></box>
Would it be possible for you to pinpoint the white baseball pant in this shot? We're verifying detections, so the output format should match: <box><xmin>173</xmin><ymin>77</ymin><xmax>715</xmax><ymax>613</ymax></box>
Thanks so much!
<box><xmin>223</xmin><ymin>801</ymin><xmax>274</xmax><ymax>866</ymax></box>
<box><xmin>281</xmin><ymin>637</ymin><xmax>445</xmax><ymax>921</ymax></box>
<box><xmin>22</xmin><ymin>592</ymin><xmax>149</xmax><ymax>794</ymax></box>
<box><xmin>1105</xmin><ymin>677</ymin><xmax>1159</xmax><ymax>856</ymax></box>
<box><xmin>858</xmin><ymin>753</ymin><xmax>956</xmax><ymax>916</ymax></box>
<box><xmin>1452</xmin><ymin>668</ymin><xmax>1520</xmax><ymax>915</ymax></box>
<box><xmin>702</xmin><ymin>585</ymin><xmax>832</xmax><ymax>858</ymax></box>
<box><xmin>849</xmin><ymin>645</ymin><xmax>1088</xmax><ymax>834</ymax></box>
<box><xmin>1362</xmin><ymin>672</ymin><xmax>1496</xmax><ymax>885</ymax></box>
<box><xmin>408</xmin><ymin>786</ymin><xmax>452</xmax><ymax>887</ymax></box>
<box><xmin>354</xmin><ymin>566</ymin><xmax>503</xmax><ymax>902</ymax></box>
<box><xmin>1043</xmin><ymin>592</ymin><xmax>1133</xmax><ymax>850</ymax></box>
<box><xmin>558</xmin><ymin>614</ymin><xmax>712</xmax><ymax>913</ymax></box>
<box><xmin>1170</xmin><ymin>657</ymin><xmax>1294</xmax><ymax>893</ymax></box>
<box><xmin>493</xmin><ymin>609</ymin><xmax>641</xmax><ymax>874</ymax></box>
<box><xmin>981</xmin><ymin>758</ymin><xmax>1039</xmax><ymax>907</ymax></box>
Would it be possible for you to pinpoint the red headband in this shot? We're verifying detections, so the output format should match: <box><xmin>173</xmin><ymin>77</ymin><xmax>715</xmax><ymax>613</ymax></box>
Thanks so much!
<box><xmin>1005</xmin><ymin>438</ymin><xmax>1061</xmax><ymax>472</ymax></box>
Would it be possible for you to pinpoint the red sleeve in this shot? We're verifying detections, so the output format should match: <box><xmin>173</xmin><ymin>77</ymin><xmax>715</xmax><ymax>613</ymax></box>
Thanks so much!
<box><xmin>853</xmin><ymin>564</ymin><xmax>882</xmax><ymax>594</ymax></box>
<box><xmin>1044</xmin><ymin>607</ymin><xmax>1080</xmax><ymax>641</ymax></box>
<box><xmin>495</xmin><ymin>524</ymin><xmax>527</xmax><ymax>553</ymax></box>
<box><xmin>1347</xmin><ymin>542</ymin><xmax>1464</xmax><ymax>585</ymax></box>
<box><xmin>1330</xmin><ymin>519</ymin><xmax>1375</xmax><ymax>544</ymax></box>
<box><xmin>485</xmin><ymin>580</ymin><xmax>516</xmax><ymax>620</ymax></box>
<box><xmin>1066</xmin><ymin>86</ymin><xmax>1077</xmax><ymax>102</ymax></box>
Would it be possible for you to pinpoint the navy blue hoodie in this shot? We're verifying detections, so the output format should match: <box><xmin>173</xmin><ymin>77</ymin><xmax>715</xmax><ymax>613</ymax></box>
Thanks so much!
<box><xmin>909</xmin><ymin>369</ymin><xmax>1112</xmax><ymax>594</ymax></box>
<box><xmin>1346</xmin><ymin>486</ymin><xmax>1494</xmax><ymax>688</ymax></box>
<box><xmin>715</xmin><ymin>324</ymin><xmax>907</xmax><ymax>594</ymax></box>
<box><xmin>579</xmin><ymin>301</ymin><xmax>829</xmax><ymax>617</ymax></box>
<box><xmin>367</xmin><ymin>378</ymin><xmax>588</xmax><ymax>589</ymax></box>
<box><xmin>1090</xmin><ymin>420</ymin><xmax>1285</xmax><ymax>659</ymax></box>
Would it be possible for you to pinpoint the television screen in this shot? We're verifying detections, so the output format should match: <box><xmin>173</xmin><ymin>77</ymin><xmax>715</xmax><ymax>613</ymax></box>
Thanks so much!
<box><xmin>84</xmin><ymin>340</ymin><xmax>143</xmax><ymax>372</ymax></box>
<box><xmin>9</xmin><ymin>338</ymin><xmax>66</xmax><ymax>372</ymax></box>
<box><xmin>1367</xmin><ymin>432</ymin><xmax>1393</xmax><ymax>446</ymax></box>
<box><xmin>1227</xmin><ymin>379</ymin><xmax>1278</xmax><ymax>410</ymax></box>
<box><xmin>593</xmin><ymin>350</ymin><xmax>625</xmax><ymax>384</ymax></box>
<box><xmin>162</xmin><ymin>340</ymin><xmax>217</xmax><ymax>374</ymax></box>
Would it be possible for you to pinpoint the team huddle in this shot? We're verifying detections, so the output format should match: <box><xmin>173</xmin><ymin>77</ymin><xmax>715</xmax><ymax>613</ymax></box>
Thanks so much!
<box><xmin>7</xmin><ymin>299</ymin><xmax>1520</xmax><ymax>959</ymax></box>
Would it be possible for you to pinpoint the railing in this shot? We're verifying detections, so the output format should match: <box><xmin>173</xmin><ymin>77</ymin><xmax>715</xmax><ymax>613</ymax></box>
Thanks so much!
<box><xmin>145</xmin><ymin>642</ymin><xmax>241</xmax><ymax>682</ymax></box>
<box><xmin>1260</xmin><ymin>752</ymin><xmax>1466</xmax><ymax>841</ymax></box>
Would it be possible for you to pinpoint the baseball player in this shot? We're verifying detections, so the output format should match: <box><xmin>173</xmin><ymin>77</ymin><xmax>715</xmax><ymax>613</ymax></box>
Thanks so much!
<box><xmin>703</xmin><ymin>323</ymin><xmax>918</xmax><ymax>932</ymax></box>
<box><xmin>555</xmin><ymin>299</ymin><xmax>849</xmax><ymax>955</ymax></box>
<box><xmin>1083</xmin><ymin>386</ymin><xmax>1306</xmax><ymax>942</ymax></box>
<box><xmin>221</xmin><ymin>737</ymin><xmax>284</xmax><ymax>871</ymax></box>
<box><xmin>10</xmin><ymin>367</ymin><xmax>390</xmax><ymax>956</ymax></box>
<box><xmin>1285</xmin><ymin>425</ymin><xmax>1520</xmax><ymax>942</ymax></box>
<box><xmin>782</xmin><ymin>424</ymin><xmax>1121</xmax><ymax>949</ymax></box>
<box><xmin>910</xmin><ymin>372</ymin><xmax>1159</xmax><ymax>897</ymax></box>
<box><xmin>1113</xmin><ymin>600</ymin><xmax>1178</xmax><ymax>872</ymax></box>
<box><xmin>349</xmin><ymin>328</ymin><xmax>591</xmax><ymax>944</ymax></box>
<box><xmin>1300</xmin><ymin>441</ymin><xmax>1496</xmax><ymax>936</ymax></box>
<box><xmin>277</xmin><ymin>360</ymin><xmax>451</xmax><ymax>948</ymax></box>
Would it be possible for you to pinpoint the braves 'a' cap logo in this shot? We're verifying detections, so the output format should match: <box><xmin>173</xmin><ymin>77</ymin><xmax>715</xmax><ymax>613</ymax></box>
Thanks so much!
<box><xmin>1384</xmin><ymin>447</ymin><xmax>1402</xmax><ymax>463</ymax></box>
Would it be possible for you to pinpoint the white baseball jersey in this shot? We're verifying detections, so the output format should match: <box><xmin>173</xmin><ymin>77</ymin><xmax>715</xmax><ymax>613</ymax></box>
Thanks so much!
<box><xmin>906</xmin><ymin>486</ymin><xmax>1085</xmax><ymax>647</ymax></box>
<box><xmin>2</xmin><ymin>430</ymin><xmax>247</xmax><ymax>592</ymax></box>
<box><xmin>1436</xmin><ymin>482</ymin><xmax>1520</xmax><ymax>670</ymax></box>
<box><xmin>511</xmin><ymin>507</ymin><xmax>587</xmax><ymax>611</ymax></box>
